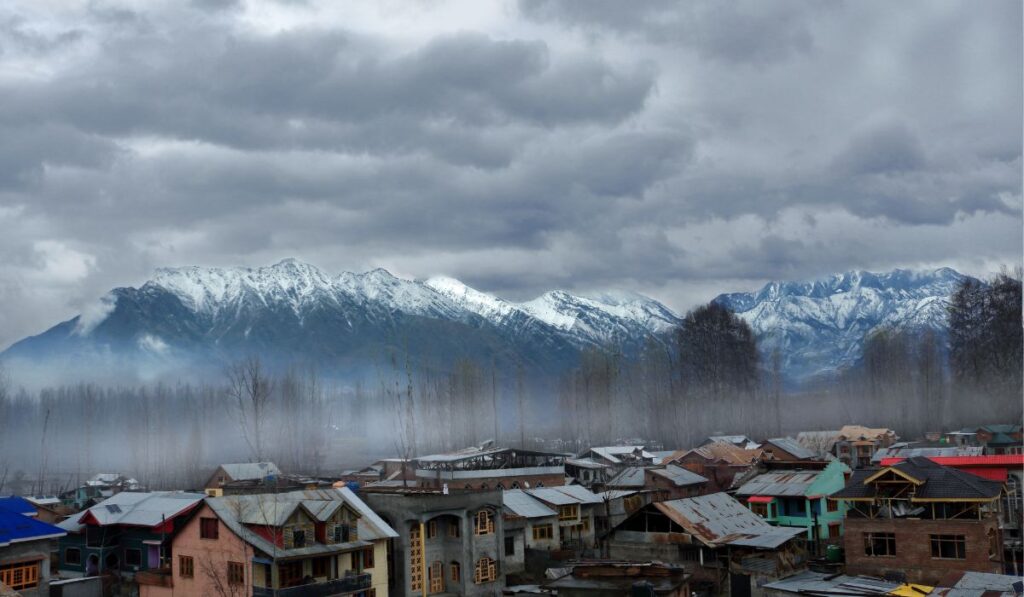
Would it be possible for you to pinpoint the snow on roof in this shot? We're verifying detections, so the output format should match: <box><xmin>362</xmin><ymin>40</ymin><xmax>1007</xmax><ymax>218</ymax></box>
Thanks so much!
<box><xmin>503</xmin><ymin>490</ymin><xmax>557</xmax><ymax>519</ymax></box>
<box><xmin>65</xmin><ymin>491</ymin><xmax>205</xmax><ymax>529</ymax></box>
<box><xmin>219</xmin><ymin>462</ymin><xmax>281</xmax><ymax>481</ymax></box>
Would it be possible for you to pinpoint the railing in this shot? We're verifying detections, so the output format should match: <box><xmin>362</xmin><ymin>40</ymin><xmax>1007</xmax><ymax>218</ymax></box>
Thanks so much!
<box><xmin>253</xmin><ymin>573</ymin><xmax>372</xmax><ymax>597</ymax></box>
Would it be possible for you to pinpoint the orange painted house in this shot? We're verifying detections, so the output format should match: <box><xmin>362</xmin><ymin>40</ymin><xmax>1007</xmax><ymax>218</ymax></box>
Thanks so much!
<box><xmin>139</xmin><ymin>488</ymin><xmax>395</xmax><ymax>597</ymax></box>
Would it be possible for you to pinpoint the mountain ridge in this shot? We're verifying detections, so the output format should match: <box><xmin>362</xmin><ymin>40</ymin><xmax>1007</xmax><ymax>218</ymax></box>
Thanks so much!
<box><xmin>2</xmin><ymin>261</ymin><xmax>972</xmax><ymax>385</ymax></box>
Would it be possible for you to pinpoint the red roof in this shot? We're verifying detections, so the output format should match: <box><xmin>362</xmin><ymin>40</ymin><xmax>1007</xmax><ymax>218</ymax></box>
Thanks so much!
<box><xmin>880</xmin><ymin>454</ymin><xmax>1022</xmax><ymax>483</ymax></box>
<box><xmin>746</xmin><ymin>496</ymin><xmax>774</xmax><ymax>503</ymax></box>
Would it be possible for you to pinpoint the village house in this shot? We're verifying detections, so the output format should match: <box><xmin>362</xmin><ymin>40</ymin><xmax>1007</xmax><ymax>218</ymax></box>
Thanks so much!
<box><xmin>578</xmin><ymin>446</ymin><xmax>657</xmax><ymax>472</ymax></box>
<box><xmin>564</xmin><ymin>457</ymin><xmax>612</xmax><ymax>489</ymax></box>
<box><xmin>702</xmin><ymin>435</ymin><xmax>761</xmax><ymax>450</ymax></box>
<box><xmin>0</xmin><ymin>499</ymin><xmax>66</xmax><ymax>596</ymax></box>
<box><xmin>735</xmin><ymin>460</ymin><xmax>851</xmax><ymax>551</ymax></box>
<box><xmin>596</xmin><ymin>489</ymin><xmax>659</xmax><ymax>541</ymax></box>
<box><xmin>760</xmin><ymin>438</ymin><xmax>817</xmax><ymax>462</ymax></box>
<box><xmin>542</xmin><ymin>561</ymin><xmax>691</xmax><ymax>597</ymax></box>
<box><xmin>945</xmin><ymin>425</ymin><xmax>1024</xmax><ymax>455</ymax></box>
<box><xmin>501</xmin><ymin>489</ymin><xmax>559</xmax><ymax>577</ymax></box>
<box><xmin>60</xmin><ymin>473</ymin><xmax>141</xmax><ymax>510</ymax></box>
<box><xmin>22</xmin><ymin>496</ymin><xmax>72</xmax><ymax>524</ymax></box>
<box><xmin>520</xmin><ymin>486</ymin><xmax>601</xmax><ymax>552</ymax></box>
<box><xmin>361</xmin><ymin>487</ymin><xmax>506</xmax><ymax>597</ymax></box>
<box><xmin>608</xmin><ymin>492</ymin><xmax>806</xmax><ymax>596</ymax></box>
<box><xmin>56</xmin><ymin>491</ymin><xmax>206</xmax><ymax>580</ymax></box>
<box><xmin>830</xmin><ymin>456</ymin><xmax>1005</xmax><ymax>585</ymax></box>
<box><xmin>877</xmin><ymin>453</ymin><xmax>1024</xmax><ymax>576</ymax></box>
<box><xmin>604</xmin><ymin>466</ymin><xmax>708</xmax><ymax>501</ymax></box>
<box><xmin>833</xmin><ymin>426</ymin><xmax>898</xmax><ymax>469</ymax></box>
<box><xmin>137</xmin><ymin>487</ymin><xmax>394</xmax><ymax>597</ymax></box>
<box><xmin>667</xmin><ymin>441</ymin><xmax>763</xmax><ymax>493</ymax></box>
<box><xmin>413</xmin><ymin>443</ymin><xmax>568</xmax><ymax>491</ymax></box>
<box><xmin>204</xmin><ymin>462</ymin><xmax>282</xmax><ymax>497</ymax></box>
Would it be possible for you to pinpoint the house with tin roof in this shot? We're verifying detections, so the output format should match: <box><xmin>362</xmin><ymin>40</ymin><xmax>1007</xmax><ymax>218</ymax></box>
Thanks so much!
<box><xmin>204</xmin><ymin>462</ymin><xmax>282</xmax><ymax>496</ymax></box>
<box><xmin>608</xmin><ymin>492</ymin><xmax>806</xmax><ymax>596</ymax></box>
<box><xmin>736</xmin><ymin>460</ymin><xmax>851</xmax><ymax>547</ymax></box>
<box><xmin>0</xmin><ymin>499</ymin><xmax>66</xmax><ymax>596</ymax></box>
<box><xmin>761</xmin><ymin>438</ymin><xmax>817</xmax><ymax>462</ymax></box>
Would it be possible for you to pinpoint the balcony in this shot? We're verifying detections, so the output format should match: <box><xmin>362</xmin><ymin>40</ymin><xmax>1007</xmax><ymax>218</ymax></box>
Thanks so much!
<box><xmin>253</xmin><ymin>573</ymin><xmax>372</xmax><ymax>597</ymax></box>
<box><xmin>135</xmin><ymin>567</ymin><xmax>173</xmax><ymax>588</ymax></box>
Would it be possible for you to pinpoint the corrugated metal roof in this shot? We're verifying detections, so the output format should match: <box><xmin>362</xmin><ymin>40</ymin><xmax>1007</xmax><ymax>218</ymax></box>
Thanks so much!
<box><xmin>766</xmin><ymin>437</ymin><xmax>816</xmax><ymax>460</ymax></box>
<box><xmin>728</xmin><ymin>526</ymin><xmax>805</xmax><ymax>548</ymax></box>
<box><xmin>553</xmin><ymin>485</ymin><xmax>602</xmax><ymax>504</ymax></box>
<box><xmin>652</xmin><ymin>492</ymin><xmax>778</xmax><ymax>547</ymax></box>
<box><xmin>736</xmin><ymin>471</ymin><xmax>821</xmax><ymax>497</ymax></box>
<box><xmin>220</xmin><ymin>462</ymin><xmax>281</xmax><ymax>481</ymax></box>
<box><xmin>503</xmin><ymin>489</ymin><xmax>557</xmax><ymax>519</ymax></box>
<box><xmin>526</xmin><ymin>485</ymin><xmax>601</xmax><ymax>507</ymax></box>
<box><xmin>605</xmin><ymin>467</ymin><xmax>646</xmax><ymax>488</ymax></box>
<box><xmin>650</xmin><ymin>465</ymin><xmax>708</xmax><ymax>487</ymax></box>
<box><xmin>0</xmin><ymin>504</ymin><xmax>66</xmax><ymax>547</ymax></box>
<box><xmin>763</xmin><ymin>571</ymin><xmax>901</xmax><ymax>595</ymax></box>
<box><xmin>565</xmin><ymin>458</ymin><xmax>609</xmax><ymax>469</ymax></box>
<box><xmin>64</xmin><ymin>491</ymin><xmax>205</xmax><ymax>528</ymax></box>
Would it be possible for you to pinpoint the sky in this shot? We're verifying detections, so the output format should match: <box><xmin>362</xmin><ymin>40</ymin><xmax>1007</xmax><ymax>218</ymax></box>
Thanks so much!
<box><xmin>0</xmin><ymin>0</ymin><xmax>1021</xmax><ymax>350</ymax></box>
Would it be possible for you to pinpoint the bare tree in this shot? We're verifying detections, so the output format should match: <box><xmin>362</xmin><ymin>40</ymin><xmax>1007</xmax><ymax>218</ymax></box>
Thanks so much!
<box><xmin>226</xmin><ymin>357</ymin><xmax>275</xmax><ymax>462</ymax></box>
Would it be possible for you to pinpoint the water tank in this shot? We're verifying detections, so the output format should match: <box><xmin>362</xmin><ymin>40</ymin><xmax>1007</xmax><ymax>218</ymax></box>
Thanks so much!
<box><xmin>826</xmin><ymin>544</ymin><xmax>843</xmax><ymax>563</ymax></box>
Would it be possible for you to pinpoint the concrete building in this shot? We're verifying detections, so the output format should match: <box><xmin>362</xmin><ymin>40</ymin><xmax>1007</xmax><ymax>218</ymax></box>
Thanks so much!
<box><xmin>501</xmin><ymin>490</ymin><xmax>558</xmax><ymax>576</ymax></box>
<box><xmin>831</xmin><ymin>456</ymin><xmax>1005</xmax><ymax>585</ymax></box>
<box><xmin>522</xmin><ymin>486</ymin><xmax>601</xmax><ymax>552</ymax></box>
<box><xmin>0</xmin><ymin>500</ymin><xmax>66</xmax><ymax>596</ymax></box>
<box><xmin>361</xmin><ymin>488</ymin><xmax>506</xmax><ymax>597</ymax></box>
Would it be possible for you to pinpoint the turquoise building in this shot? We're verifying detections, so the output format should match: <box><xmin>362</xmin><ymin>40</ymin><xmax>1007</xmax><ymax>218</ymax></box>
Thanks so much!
<box><xmin>736</xmin><ymin>460</ymin><xmax>851</xmax><ymax>543</ymax></box>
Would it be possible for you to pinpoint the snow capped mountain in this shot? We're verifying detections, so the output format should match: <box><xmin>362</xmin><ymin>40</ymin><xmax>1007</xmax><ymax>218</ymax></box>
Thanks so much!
<box><xmin>3</xmin><ymin>260</ymin><xmax>679</xmax><ymax>381</ymax></box>
<box><xmin>714</xmin><ymin>267</ymin><xmax>971</xmax><ymax>381</ymax></box>
<box><xmin>2</xmin><ymin>261</ymin><xmax>972</xmax><ymax>385</ymax></box>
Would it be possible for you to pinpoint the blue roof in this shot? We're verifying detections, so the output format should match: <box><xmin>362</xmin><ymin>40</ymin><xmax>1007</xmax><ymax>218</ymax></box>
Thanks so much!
<box><xmin>0</xmin><ymin>496</ymin><xmax>38</xmax><ymax>517</ymax></box>
<box><xmin>0</xmin><ymin>504</ymin><xmax>66</xmax><ymax>547</ymax></box>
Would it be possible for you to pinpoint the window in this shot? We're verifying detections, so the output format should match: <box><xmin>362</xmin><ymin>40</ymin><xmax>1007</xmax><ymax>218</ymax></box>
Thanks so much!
<box><xmin>334</xmin><ymin>522</ymin><xmax>353</xmax><ymax>543</ymax></box>
<box><xmin>427</xmin><ymin>520</ymin><xmax>438</xmax><ymax>539</ymax></box>
<box><xmin>930</xmin><ymin>534</ymin><xmax>966</xmax><ymax>559</ymax></box>
<box><xmin>504</xmin><ymin>536</ymin><xmax>515</xmax><ymax>556</ymax></box>
<box><xmin>447</xmin><ymin>521</ymin><xmax>461</xmax><ymax>538</ymax></box>
<box><xmin>125</xmin><ymin>548</ymin><xmax>142</xmax><ymax>567</ymax></box>
<box><xmin>312</xmin><ymin>556</ymin><xmax>329</xmax><ymax>577</ymax></box>
<box><xmin>581</xmin><ymin>517</ymin><xmax>590</xmax><ymax>532</ymax></box>
<box><xmin>473</xmin><ymin>557</ymin><xmax>497</xmax><ymax>584</ymax></box>
<box><xmin>362</xmin><ymin>547</ymin><xmax>375</xmax><ymax>569</ymax></box>
<box><xmin>864</xmin><ymin>532</ymin><xmax>895</xmax><ymax>557</ymax></box>
<box><xmin>65</xmin><ymin>547</ymin><xmax>82</xmax><ymax>565</ymax></box>
<box><xmin>179</xmin><ymin>556</ymin><xmax>194</xmax><ymax>578</ymax></box>
<box><xmin>280</xmin><ymin>561</ymin><xmax>303</xmax><ymax>587</ymax></box>
<box><xmin>86</xmin><ymin>527</ymin><xmax>103</xmax><ymax>547</ymax></box>
<box><xmin>828</xmin><ymin>523</ymin><xmax>841</xmax><ymax>540</ymax></box>
<box><xmin>558</xmin><ymin>504</ymin><xmax>579</xmax><ymax>521</ymax></box>
<box><xmin>450</xmin><ymin>561</ymin><xmax>461</xmax><ymax>582</ymax></box>
<box><xmin>200</xmin><ymin>517</ymin><xmax>219</xmax><ymax>539</ymax></box>
<box><xmin>430</xmin><ymin>561</ymin><xmax>444</xmax><ymax>593</ymax></box>
<box><xmin>474</xmin><ymin>510</ymin><xmax>494</xmax><ymax>535</ymax></box>
<box><xmin>750</xmin><ymin>502</ymin><xmax>769</xmax><ymax>518</ymax></box>
<box><xmin>227</xmin><ymin>561</ymin><xmax>245</xmax><ymax>585</ymax></box>
<box><xmin>827</xmin><ymin>499</ymin><xmax>839</xmax><ymax>512</ymax></box>
<box><xmin>532</xmin><ymin>524</ymin><xmax>554</xmax><ymax>540</ymax></box>
<box><xmin>410</xmin><ymin>524</ymin><xmax>423</xmax><ymax>592</ymax></box>
<box><xmin>0</xmin><ymin>562</ymin><xmax>40</xmax><ymax>591</ymax></box>
<box><xmin>292</xmin><ymin>529</ymin><xmax>306</xmax><ymax>548</ymax></box>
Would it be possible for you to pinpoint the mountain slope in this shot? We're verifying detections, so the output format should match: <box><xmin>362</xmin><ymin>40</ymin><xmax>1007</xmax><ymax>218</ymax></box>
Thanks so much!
<box><xmin>3</xmin><ymin>260</ymin><xmax>679</xmax><ymax>383</ymax></box>
<box><xmin>713</xmin><ymin>268</ymin><xmax>970</xmax><ymax>380</ymax></box>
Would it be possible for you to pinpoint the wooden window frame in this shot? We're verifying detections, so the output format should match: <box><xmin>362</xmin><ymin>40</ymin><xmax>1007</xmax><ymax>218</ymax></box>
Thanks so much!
<box><xmin>312</xmin><ymin>556</ymin><xmax>330</xmax><ymax>578</ymax></box>
<box><xmin>200</xmin><ymin>517</ymin><xmax>219</xmax><ymax>540</ymax></box>
<box><xmin>0</xmin><ymin>562</ymin><xmax>40</xmax><ymax>591</ymax></box>
<box><xmin>179</xmin><ymin>555</ymin><xmax>194</xmax><ymax>578</ymax></box>
<box><xmin>447</xmin><ymin>521</ymin><xmax>461</xmax><ymax>538</ymax></box>
<box><xmin>429</xmin><ymin>561</ymin><xmax>444</xmax><ymax>593</ymax></box>
<box><xmin>474</xmin><ymin>510</ymin><xmax>494</xmax><ymax>536</ymax></box>
<box><xmin>363</xmin><ymin>547</ymin><xmax>375</xmax><ymax>569</ymax></box>
<box><xmin>473</xmin><ymin>557</ymin><xmax>497</xmax><ymax>584</ymax></box>
<box><xmin>427</xmin><ymin>520</ymin><xmax>438</xmax><ymax>539</ymax></box>
<box><xmin>558</xmin><ymin>504</ymin><xmax>579</xmax><ymax>521</ymax></box>
<box><xmin>532</xmin><ymin>524</ymin><xmax>554</xmax><ymax>540</ymax></box>
<box><xmin>450</xmin><ymin>561</ymin><xmax>461</xmax><ymax>582</ymax></box>
<box><xmin>930</xmin><ymin>534</ymin><xmax>966</xmax><ymax>560</ymax></box>
<box><xmin>227</xmin><ymin>561</ymin><xmax>245</xmax><ymax>586</ymax></box>
<box><xmin>863</xmin><ymin>532</ymin><xmax>896</xmax><ymax>557</ymax></box>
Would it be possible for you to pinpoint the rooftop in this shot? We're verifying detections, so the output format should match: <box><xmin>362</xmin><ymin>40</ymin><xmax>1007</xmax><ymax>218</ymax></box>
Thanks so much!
<box><xmin>0</xmin><ymin>502</ymin><xmax>66</xmax><ymax>547</ymax></box>
<box><xmin>648</xmin><ymin>464</ymin><xmax>708</xmax><ymax>487</ymax></box>
<box><xmin>832</xmin><ymin>457</ymin><xmax>1003</xmax><ymax>502</ymax></box>
<box><xmin>218</xmin><ymin>462</ymin><xmax>281</xmax><ymax>481</ymax></box>
<box><xmin>764</xmin><ymin>437</ymin><xmax>816</xmax><ymax>460</ymax></box>
<box><xmin>670</xmin><ymin>441</ymin><xmax>762</xmax><ymax>466</ymax></box>
<box><xmin>503</xmin><ymin>489</ymin><xmax>557</xmax><ymax>519</ymax></box>
<box><xmin>649</xmin><ymin>492</ymin><xmax>804</xmax><ymax>548</ymax></box>
<box><xmin>59</xmin><ymin>491</ymin><xmax>205</xmax><ymax>531</ymax></box>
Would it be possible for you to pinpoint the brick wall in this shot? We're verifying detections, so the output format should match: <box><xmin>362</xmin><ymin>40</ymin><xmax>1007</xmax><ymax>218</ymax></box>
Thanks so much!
<box><xmin>843</xmin><ymin>517</ymin><xmax>1002</xmax><ymax>584</ymax></box>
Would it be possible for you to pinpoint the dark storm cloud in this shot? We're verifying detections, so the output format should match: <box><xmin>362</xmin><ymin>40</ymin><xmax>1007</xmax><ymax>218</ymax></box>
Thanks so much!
<box><xmin>0</xmin><ymin>0</ymin><xmax>1020</xmax><ymax>349</ymax></box>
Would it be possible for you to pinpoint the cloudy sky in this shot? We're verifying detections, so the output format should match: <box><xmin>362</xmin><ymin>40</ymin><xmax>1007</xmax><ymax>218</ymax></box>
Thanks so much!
<box><xmin>0</xmin><ymin>0</ymin><xmax>1020</xmax><ymax>349</ymax></box>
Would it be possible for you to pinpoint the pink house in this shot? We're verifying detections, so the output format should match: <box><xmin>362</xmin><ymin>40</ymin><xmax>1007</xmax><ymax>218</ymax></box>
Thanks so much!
<box><xmin>139</xmin><ymin>488</ymin><xmax>395</xmax><ymax>597</ymax></box>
